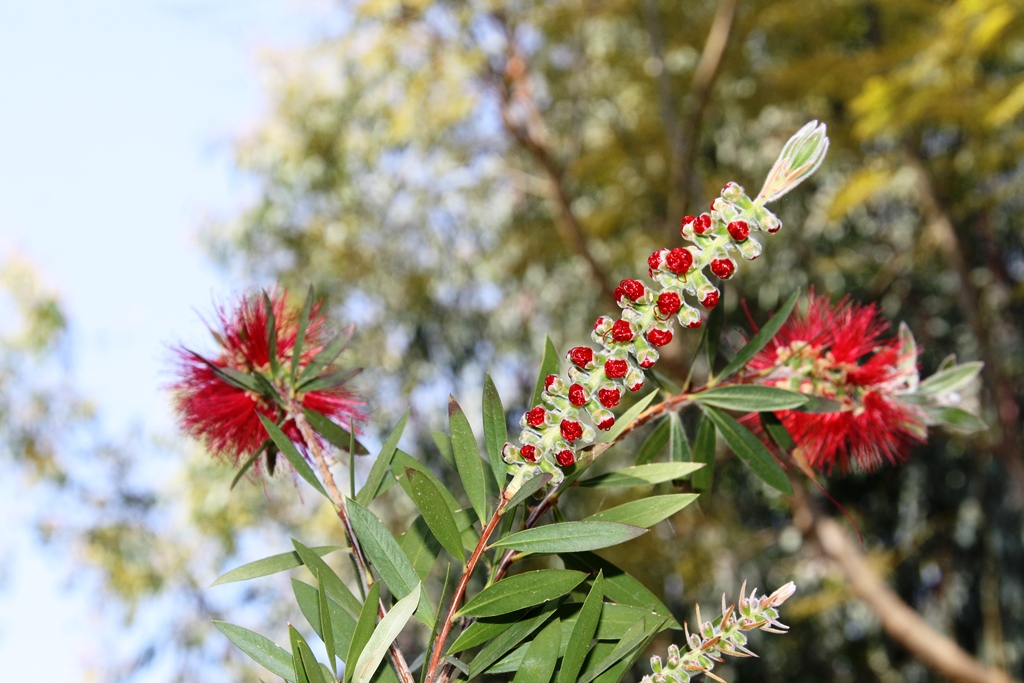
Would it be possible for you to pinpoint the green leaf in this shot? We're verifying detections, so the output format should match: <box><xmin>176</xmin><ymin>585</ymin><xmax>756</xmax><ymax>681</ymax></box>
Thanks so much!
<box><xmin>298</xmin><ymin>367</ymin><xmax>363</xmax><ymax>393</ymax></box>
<box><xmin>693</xmin><ymin>385</ymin><xmax>808</xmax><ymax>411</ymax></box>
<box><xmin>917</xmin><ymin>361</ymin><xmax>984</xmax><ymax>395</ymax></box>
<box><xmin>921</xmin><ymin>405</ymin><xmax>987</xmax><ymax>432</ymax></box>
<box><xmin>317</xmin><ymin>571</ymin><xmax>337</xmax><ymax>670</ymax></box>
<box><xmin>430</xmin><ymin>431</ymin><xmax>457</xmax><ymax>469</ymax></box>
<box><xmin>705</xmin><ymin>286</ymin><xmax>726</xmax><ymax>370</ymax></box>
<box><xmin>258</xmin><ymin>414</ymin><xmax>329</xmax><ymax>500</ymax></box>
<box><xmin>263</xmin><ymin>291</ymin><xmax>280</xmax><ymax>375</ymax></box>
<box><xmin>352</xmin><ymin>583</ymin><xmax>422</xmax><ymax>683</ymax></box>
<box><xmin>345</xmin><ymin>583</ymin><xmax>381</xmax><ymax>683</ymax></box>
<box><xmin>559</xmin><ymin>553</ymin><xmax>676</xmax><ymax>623</ymax></box>
<box><xmin>557</xmin><ymin>572</ymin><xmax>604</xmax><ymax>683</ymax></box>
<box><xmin>760</xmin><ymin>412</ymin><xmax>796</xmax><ymax>451</ymax></box>
<box><xmin>356</xmin><ymin>411</ymin><xmax>408</xmax><ymax>506</ymax></box>
<box><xmin>692</xmin><ymin>414</ymin><xmax>716</xmax><ymax>498</ymax></box>
<box><xmin>483</xmin><ymin>374</ymin><xmax>509</xmax><ymax>490</ymax></box>
<box><xmin>468</xmin><ymin>602</ymin><xmax>560</xmax><ymax>677</ymax></box>
<box><xmin>489</xmin><ymin>522</ymin><xmax>646</xmax><ymax>554</ymax></box>
<box><xmin>214</xmin><ymin>621</ymin><xmax>295</xmax><ymax>682</ymax></box>
<box><xmin>393</xmin><ymin>451</ymin><xmax>462</xmax><ymax>516</ymax></box>
<box><xmin>212</xmin><ymin>546</ymin><xmax>345</xmax><ymax>586</ymax></box>
<box><xmin>298</xmin><ymin>633</ymin><xmax>328</xmax><ymax>683</ymax></box>
<box><xmin>189</xmin><ymin>351</ymin><xmax>262</xmax><ymax>392</ymax></box>
<box><xmin>585</xmin><ymin>494</ymin><xmax>698</xmax><ymax>528</ymax></box>
<box><xmin>449</xmin><ymin>397</ymin><xmax>488</xmax><ymax>523</ymax></box>
<box><xmin>292</xmin><ymin>540</ymin><xmax>363</xmax><ymax>619</ymax></box>
<box><xmin>290</xmin><ymin>285</ymin><xmax>315</xmax><ymax>385</ymax></box>
<box><xmin>668</xmin><ymin>413</ymin><xmax>691</xmax><ymax>463</ymax></box>
<box><xmin>578</xmin><ymin>615</ymin><xmax>667</xmax><ymax>683</ymax></box>
<box><xmin>299</xmin><ymin>323</ymin><xmax>355</xmax><ymax>384</ymax></box>
<box><xmin>580</xmin><ymin>462</ymin><xmax>703</xmax><ymax>488</ymax></box>
<box><xmin>292</xmin><ymin>579</ymin><xmax>358</xmax><ymax>657</ymax></box>
<box><xmin>531</xmin><ymin>335</ymin><xmax>560</xmax><ymax>409</ymax></box>
<box><xmin>633</xmin><ymin>417</ymin><xmax>670</xmax><ymax>465</ymax></box>
<box><xmin>398</xmin><ymin>516</ymin><xmax>442</xmax><ymax>581</ymax></box>
<box><xmin>304</xmin><ymin>408</ymin><xmax>369</xmax><ymax>455</ymax></box>
<box><xmin>406</xmin><ymin>468</ymin><xmax>464</xmax><ymax>560</ymax></box>
<box><xmin>716</xmin><ymin>289</ymin><xmax>800</xmax><ymax>382</ymax></box>
<box><xmin>512</xmin><ymin>616</ymin><xmax>561</xmax><ymax>683</ymax></box>
<box><xmin>596</xmin><ymin>391</ymin><xmax>660</xmax><ymax>443</ymax></box>
<box><xmin>456</xmin><ymin>570</ymin><xmax>587</xmax><ymax>618</ymax></box>
<box><xmin>289</xmin><ymin>626</ymin><xmax>312</xmax><ymax>683</ymax></box>
<box><xmin>448</xmin><ymin>611</ymin><xmax>530</xmax><ymax>655</ymax></box>
<box><xmin>505</xmin><ymin>473</ymin><xmax>553</xmax><ymax>511</ymax></box>
<box><xmin>702</xmin><ymin>405</ymin><xmax>792</xmax><ymax>494</ymax></box>
<box><xmin>348</xmin><ymin>499</ymin><xmax>434</xmax><ymax>628</ymax></box>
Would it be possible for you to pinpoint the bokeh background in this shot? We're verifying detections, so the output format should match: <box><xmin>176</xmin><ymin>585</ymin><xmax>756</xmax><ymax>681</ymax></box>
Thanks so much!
<box><xmin>1</xmin><ymin>0</ymin><xmax>1023</xmax><ymax>681</ymax></box>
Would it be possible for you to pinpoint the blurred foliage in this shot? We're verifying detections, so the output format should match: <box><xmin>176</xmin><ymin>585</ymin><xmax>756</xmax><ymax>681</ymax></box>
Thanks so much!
<box><xmin>207</xmin><ymin>0</ymin><xmax>1024</xmax><ymax>682</ymax></box>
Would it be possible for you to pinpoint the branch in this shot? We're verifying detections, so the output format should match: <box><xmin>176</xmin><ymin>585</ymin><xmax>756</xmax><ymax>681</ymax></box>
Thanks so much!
<box><xmin>791</xmin><ymin>482</ymin><xmax>1020</xmax><ymax>683</ymax></box>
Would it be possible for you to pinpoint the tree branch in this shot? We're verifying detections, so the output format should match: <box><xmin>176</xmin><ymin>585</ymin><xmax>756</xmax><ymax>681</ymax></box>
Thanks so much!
<box><xmin>791</xmin><ymin>481</ymin><xmax>1020</xmax><ymax>683</ymax></box>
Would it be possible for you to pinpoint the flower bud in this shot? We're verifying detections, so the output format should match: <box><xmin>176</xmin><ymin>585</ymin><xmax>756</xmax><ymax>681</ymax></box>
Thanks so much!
<box><xmin>555</xmin><ymin>449</ymin><xmax>575</xmax><ymax>467</ymax></box>
<box><xmin>757</xmin><ymin>121</ymin><xmax>829</xmax><ymax>203</ymax></box>
<box><xmin>568</xmin><ymin>346</ymin><xmax>594</xmax><ymax>367</ymax></box>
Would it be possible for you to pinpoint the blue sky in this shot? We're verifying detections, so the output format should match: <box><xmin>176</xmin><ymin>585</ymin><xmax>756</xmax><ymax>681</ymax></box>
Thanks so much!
<box><xmin>0</xmin><ymin>1</ymin><xmax>331</xmax><ymax>677</ymax></box>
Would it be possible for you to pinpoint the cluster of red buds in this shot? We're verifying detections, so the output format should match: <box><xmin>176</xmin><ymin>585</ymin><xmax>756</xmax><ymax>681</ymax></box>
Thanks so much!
<box><xmin>500</xmin><ymin>154</ymin><xmax>808</xmax><ymax>484</ymax></box>
<box><xmin>642</xmin><ymin>582</ymin><xmax>797</xmax><ymax>683</ymax></box>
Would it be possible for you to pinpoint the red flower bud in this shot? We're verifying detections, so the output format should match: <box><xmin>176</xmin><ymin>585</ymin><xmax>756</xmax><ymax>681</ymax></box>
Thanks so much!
<box><xmin>611</xmin><ymin>319</ymin><xmax>634</xmax><ymax>342</ymax></box>
<box><xmin>687</xmin><ymin>318</ymin><xmax>703</xmax><ymax>328</ymax></box>
<box><xmin>593</xmin><ymin>316</ymin><xmax>611</xmax><ymax>331</ymax></box>
<box><xmin>544</xmin><ymin>374</ymin><xmax>558</xmax><ymax>390</ymax></box>
<box><xmin>598</xmin><ymin>387</ymin><xmax>621</xmax><ymax>408</ymax></box>
<box><xmin>680</xmin><ymin>215</ymin><xmax>696</xmax><ymax>236</ymax></box>
<box><xmin>520</xmin><ymin>444</ymin><xmax>537</xmax><ymax>462</ymax></box>
<box><xmin>526</xmin><ymin>406</ymin><xmax>546</xmax><ymax>427</ymax></box>
<box><xmin>710</xmin><ymin>258</ymin><xmax>735</xmax><ymax>279</ymax></box>
<box><xmin>640</xmin><ymin>358</ymin><xmax>655</xmax><ymax>369</ymax></box>
<box><xmin>648</xmin><ymin>250</ymin><xmax>664</xmax><ymax>271</ymax></box>
<box><xmin>701</xmin><ymin>290</ymin><xmax>720</xmax><ymax>309</ymax></box>
<box><xmin>657</xmin><ymin>291</ymin><xmax>681</xmax><ymax>316</ymax></box>
<box><xmin>727</xmin><ymin>220</ymin><xmax>749</xmax><ymax>241</ymax></box>
<box><xmin>605</xmin><ymin>359</ymin><xmax>628</xmax><ymax>378</ymax></box>
<box><xmin>694</xmin><ymin>213</ymin><xmax>712</xmax><ymax>234</ymax></box>
<box><xmin>568</xmin><ymin>383</ymin><xmax>587</xmax><ymax>406</ymax></box>
<box><xmin>629</xmin><ymin>380</ymin><xmax>645</xmax><ymax>392</ymax></box>
<box><xmin>598</xmin><ymin>417</ymin><xmax>615</xmax><ymax>431</ymax></box>
<box><xmin>647</xmin><ymin>328</ymin><xmax>673</xmax><ymax>347</ymax></box>
<box><xmin>665</xmin><ymin>248</ymin><xmax>693</xmax><ymax>274</ymax></box>
<box><xmin>556</xmin><ymin>449</ymin><xmax>576</xmax><ymax>467</ymax></box>
<box><xmin>569</xmin><ymin>346</ymin><xmax>594</xmax><ymax>367</ymax></box>
<box><xmin>617</xmin><ymin>279</ymin><xmax>645</xmax><ymax>301</ymax></box>
<box><xmin>561</xmin><ymin>419</ymin><xmax>583</xmax><ymax>442</ymax></box>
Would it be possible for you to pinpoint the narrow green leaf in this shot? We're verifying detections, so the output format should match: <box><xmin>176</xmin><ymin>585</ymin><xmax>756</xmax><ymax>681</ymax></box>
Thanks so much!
<box><xmin>299</xmin><ymin>323</ymin><xmax>355</xmax><ymax>384</ymax></box>
<box><xmin>348</xmin><ymin>500</ymin><xmax>434</xmax><ymax>628</ymax></box>
<box><xmin>189</xmin><ymin>351</ymin><xmax>262</xmax><ymax>392</ymax></box>
<box><xmin>760</xmin><ymin>412</ymin><xmax>796</xmax><ymax>451</ymax></box>
<box><xmin>448</xmin><ymin>397</ymin><xmax>488</xmax><ymax>523</ymax></box>
<box><xmin>292</xmin><ymin>540</ymin><xmax>363</xmax><ymax>619</ymax></box>
<box><xmin>393</xmin><ymin>451</ymin><xmax>462</xmax><ymax>515</ymax></box>
<box><xmin>290</xmin><ymin>284</ymin><xmax>315</xmax><ymax>385</ymax></box>
<box><xmin>531</xmin><ymin>335</ymin><xmax>560</xmax><ymax>408</ymax></box>
<box><xmin>298</xmin><ymin>638</ymin><xmax>327</xmax><ymax>683</ymax></box>
<box><xmin>448</xmin><ymin>613</ymin><xmax>525</xmax><ymax>655</ymax></box>
<box><xmin>214</xmin><ymin>621</ymin><xmax>295</xmax><ymax>682</ymax></box>
<box><xmin>490</xmin><ymin>521</ymin><xmax>646</xmax><ymax>554</ymax></box>
<box><xmin>705</xmin><ymin>286</ymin><xmax>726</xmax><ymax>370</ymax></box>
<box><xmin>407</xmin><ymin>468</ymin><xmax>464</xmax><ymax>560</ymax></box>
<box><xmin>298</xmin><ymin>367</ymin><xmax>363</xmax><ymax>393</ymax></box>
<box><xmin>264</xmin><ymin>291</ymin><xmax>280</xmax><ymax>375</ymax></box>
<box><xmin>596</xmin><ymin>391</ymin><xmax>660</xmax><ymax>443</ymax></box>
<box><xmin>557</xmin><ymin>572</ymin><xmax>604</xmax><ymax>683</ymax></box>
<box><xmin>317</xmin><ymin>571</ymin><xmax>337</xmax><ymax>670</ymax></box>
<box><xmin>692</xmin><ymin>415</ymin><xmax>716</xmax><ymax>495</ymax></box>
<box><xmin>468</xmin><ymin>602</ymin><xmax>560</xmax><ymax>677</ymax></box>
<box><xmin>304</xmin><ymin>408</ymin><xmax>369</xmax><ymax>455</ymax></box>
<box><xmin>559</xmin><ymin>553</ymin><xmax>676</xmax><ymax>623</ymax></box>
<box><xmin>212</xmin><ymin>546</ymin><xmax>345</xmax><ymax>586</ymax></box>
<box><xmin>716</xmin><ymin>289</ymin><xmax>800</xmax><ymax>382</ymax></box>
<box><xmin>512</xmin><ymin>616</ymin><xmax>561</xmax><ymax>683</ymax></box>
<box><xmin>585</xmin><ymin>494</ymin><xmax>698</xmax><ymax>528</ymax></box>
<box><xmin>693</xmin><ymin>385</ymin><xmax>808</xmax><ymax>411</ymax></box>
<box><xmin>398</xmin><ymin>516</ymin><xmax>442</xmax><ymax>581</ymax></box>
<box><xmin>668</xmin><ymin>413</ymin><xmax>691</xmax><ymax>464</ymax></box>
<box><xmin>430</xmin><ymin>430</ymin><xmax>457</xmax><ymax>469</ymax></box>
<box><xmin>633</xmin><ymin>417</ymin><xmax>670</xmax><ymax>465</ymax></box>
<box><xmin>230</xmin><ymin>442</ymin><xmax>268</xmax><ymax>489</ymax></box>
<box><xmin>356</xmin><ymin>411</ymin><xmax>408</xmax><ymax>506</ymax></box>
<box><xmin>921</xmin><ymin>405</ymin><xmax>987</xmax><ymax>432</ymax></box>
<box><xmin>917</xmin><ymin>361</ymin><xmax>984</xmax><ymax>395</ymax></box>
<box><xmin>292</xmin><ymin>579</ymin><xmax>358</xmax><ymax>657</ymax></box>
<box><xmin>483</xmin><ymin>374</ymin><xmax>509</xmax><ymax>490</ymax></box>
<box><xmin>649</xmin><ymin>369</ymin><xmax>683</xmax><ymax>397</ymax></box>
<box><xmin>578</xmin><ymin>615</ymin><xmax>667</xmax><ymax>683</ymax></box>
<box><xmin>702</xmin><ymin>405</ymin><xmax>792</xmax><ymax>494</ymax></box>
<box><xmin>580</xmin><ymin>462</ymin><xmax>703</xmax><ymax>488</ymax></box>
<box><xmin>352</xmin><ymin>584</ymin><xmax>422</xmax><ymax>683</ymax></box>
<box><xmin>258</xmin><ymin>414</ymin><xmax>329</xmax><ymax>500</ymax></box>
<box><xmin>289</xmin><ymin>626</ymin><xmax>312</xmax><ymax>683</ymax></box>
<box><xmin>504</xmin><ymin>473</ymin><xmax>552</xmax><ymax>511</ymax></box>
<box><xmin>456</xmin><ymin>570</ymin><xmax>587</xmax><ymax>618</ymax></box>
<box><xmin>344</xmin><ymin>583</ymin><xmax>380</xmax><ymax>683</ymax></box>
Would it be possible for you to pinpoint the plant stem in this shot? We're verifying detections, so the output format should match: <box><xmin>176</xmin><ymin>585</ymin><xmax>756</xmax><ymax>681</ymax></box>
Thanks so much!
<box><xmin>289</xmin><ymin>400</ymin><xmax>416</xmax><ymax>683</ymax></box>
<box><xmin>424</xmin><ymin>496</ymin><xmax>509</xmax><ymax>683</ymax></box>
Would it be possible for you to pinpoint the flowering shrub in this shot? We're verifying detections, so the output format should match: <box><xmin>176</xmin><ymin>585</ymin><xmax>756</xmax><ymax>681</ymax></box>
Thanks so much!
<box><xmin>173</xmin><ymin>123</ymin><xmax>983</xmax><ymax>683</ymax></box>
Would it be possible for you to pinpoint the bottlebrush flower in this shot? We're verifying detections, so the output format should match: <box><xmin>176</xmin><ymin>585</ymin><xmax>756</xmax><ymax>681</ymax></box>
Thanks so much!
<box><xmin>747</xmin><ymin>293</ymin><xmax>924</xmax><ymax>474</ymax></box>
<box><xmin>171</xmin><ymin>290</ymin><xmax>366</xmax><ymax>473</ymax></box>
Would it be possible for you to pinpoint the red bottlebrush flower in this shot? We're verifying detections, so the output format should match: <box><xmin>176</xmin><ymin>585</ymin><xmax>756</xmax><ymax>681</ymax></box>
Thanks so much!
<box><xmin>569</xmin><ymin>346</ymin><xmax>594</xmax><ymax>367</ymax></box>
<box><xmin>568</xmin><ymin>383</ymin><xmax>587</xmax><ymax>406</ymax></box>
<box><xmin>520</xmin><ymin>444</ymin><xmax>538</xmax><ymax>462</ymax></box>
<box><xmin>556</xmin><ymin>449</ymin><xmax>576</xmax><ymax>467</ymax></box>
<box><xmin>172</xmin><ymin>290</ymin><xmax>366</xmax><ymax>470</ymax></box>
<box><xmin>598</xmin><ymin>387</ymin><xmax>621</xmax><ymax>408</ymax></box>
<box><xmin>526</xmin><ymin>406</ymin><xmax>547</xmax><ymax>427</ymax></box>
<box><xmin>727</xmin><ymin>220</ymin><xmax>750</xmax><ymax>241</ymax></box>
<box><xmin>611</xmin><ymin>319</ymin><xmax>635</xmax><ymax>342</ymax></box>
<box><xmin>657</xmin><ymin>291</ymin><xmax>682</xmax><ymax>316</ymax></box>
<box><xmin>665</xmin><ymin>248</ymin><xmax>693</xmax><ymax>274</ymax></box>
<box><xmin>748</xmin><ymin>293</ymin><xmax>924</xmax><ymax>474</ymax></box>
<box><xmin>605</xmin><ymin>359</ymin><xmax>628</xmax><ymax>378</ymax></box>
<box><xmin>647</xmin><ymin>328</ymin><xmax>673</xmax><ymax>347</ymax></box>
<box><xmin>561</xmin><ymin>419</ymin><xmax>583</xmax><ymax>443</ymax></box>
